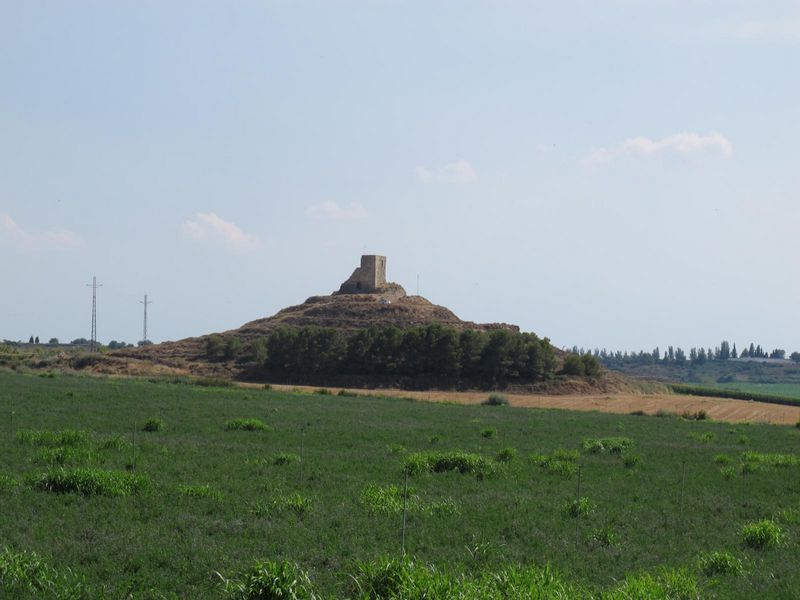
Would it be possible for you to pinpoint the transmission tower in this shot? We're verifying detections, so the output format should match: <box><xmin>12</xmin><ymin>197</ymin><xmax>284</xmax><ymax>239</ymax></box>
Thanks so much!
<box><xmin>140</xmin><ymin>294</ymin><xmax>152</xmax><ymax>343</ymax></box>
<box><xmin>85</xmin><ymin>276</ymin><xmax>102</xmax><ymax>352</ymax></box>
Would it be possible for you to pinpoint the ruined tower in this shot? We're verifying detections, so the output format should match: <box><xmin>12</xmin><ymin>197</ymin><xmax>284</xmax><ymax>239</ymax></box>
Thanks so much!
<box><xmin>337</xmin><ymin>255</ymin><xmax>387</xmax><ymax>294</ymax></box>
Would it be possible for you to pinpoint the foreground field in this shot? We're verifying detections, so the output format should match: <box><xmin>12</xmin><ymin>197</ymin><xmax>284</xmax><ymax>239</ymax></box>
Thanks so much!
<box><xmin>1</xmin><ymin>371</ymin><xmax>800</xmax><ymax>598</ymax></box>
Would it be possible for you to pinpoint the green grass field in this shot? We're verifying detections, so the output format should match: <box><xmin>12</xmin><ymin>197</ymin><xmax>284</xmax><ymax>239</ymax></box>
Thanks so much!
<box><xmin>1</xmin><ymin>371</ymin><xmax>800</xmax><ymax>598</ymax></box>
<box><xmin>709</xmin><ymin>382</ymin><xmax>800</xmax><ymax>401</ymax></box>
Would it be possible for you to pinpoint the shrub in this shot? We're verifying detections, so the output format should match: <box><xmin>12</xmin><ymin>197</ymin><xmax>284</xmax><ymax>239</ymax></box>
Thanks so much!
<box><xmin>482</xmin><ymin>393</ymin><xmax>509</xmax><ymax>406</ymax></box>
<box><xmin>561</xmin><ymin>497</ymin><xmax>595</xmax><ymax>518</ymax></box>
<box><xmin>252</xmin><ymin>492</ymin><xmax>311</xmax><ymax>518</ymax></box>
<box><xmin>403</xmin><ymin>451</ymin><xmax>496</xmax><ymax>479</ymax></box>
<box><xmin>0</xmin><ymin>474</ymin><xmax>19</xmax><ymax>493</ymax></box>
<box><xmin>696</xmin><ymin>550</ymin><xmax>744</xmax><ymax>576</ymax></box>
<box><xmin>142</xmin><ymin>418</ymin><xmax>164</xmax><ymax>432</ymax></box>
<box><xmin>97</xmin><ymin>435</ymin><xmax>129</xmax><ymax>451</ymax></box>
<box><xmin>606</xmin><ymin>568</ymin><xmax>700</xmax><ymax>600</ymax></box>
<box><xmin>386</xmin><ymin>444</ymin><xmax>406</xmax><ymax>455</ymax></box>
<box><xmin>796</xmin><ymin>420</ymin><xmax>800</xmax><ymax>429</ymax></box>
<box><xmin>480</xmin><ymin>428</ymin><xmax>496</xmax><ymax>439</ymax></box>
<box><xmin>581</xmin><ymin>437</ymin><xmax>633</xmax><ymax>455</ymax></box>
<box><xmin>740</xmin><ymin>519</ymin><xmax>782</xmax><ymax>549</ymax></box>
<box><xmin>428</xmin><ymin>435</ymin><xmax>441</xmax><ymax>444</ymax></box>
<box><xmin>32</xmin><ymin>446</ymin><xmax>94</xmax><ymax>467</ymax></box>
<box><xmin>681</xmin><ymin>410</ymin><xmax>708</xmax><ymax>421</ymax></box>
<box><xmin>16</xmin><ymin>429</ymin><xmax>89</xmax><ymax>448</ymax></box>
<box><xmin>689</xmin><ymin>432</ymin><xmax>716</xmax><ymax>444</ymax></box>
<box><xmin>270</xmin><ymin>452</ymin><xmax>300</xmax><ymax>466</ymax></box>
<box><xmin>495</xmin><ymin>448</ymin><xmax>517</xmax><ymax>463</ymax></box>
<box><xmin>337</xmin><ymin>389</ymin><xmax>357</xmax><ymax>397</ymax></box>
<box><xmin>590</xmin><ymin>526</ymin><xmax>619</xmax><ymax>547</ymax></box>
<box><xmin>720</xmin><ymin>466</ymin><xmax>737</xmax><ymax>479</ymax></box>
<box><xmin>0</xmin><ymin>546</ymin><xmax>90</xmax><ymax>599</ymax></box>
<box><xmin>31</xmin><ymin>468</ymin><xmax>150</xmax><ymax>496</ymax></box>
<box><xmin>313</xmin><ymin>388</ymin><xmax>332</xmax><ymax>395</ymax></box>
<box><xmin>741</xmin><ymin>451</ymin><xmax>800</xmax><ymax>468</ymax></box>
<box><xmin>531</xmin><ymin>449</ymin><xmax>579</xmax><ymax>477</ymax></box>
<box><xmin>177</xmin><ymin>484</ymin><xmax>221</xmax><ymax>500</ymax></box>
<box><xmin>622</xmin><ymin>454</ymin><xmax>640</xmax><ymax>469</ymax></box>
<box><xmin>217</xmin><ymin>559</ymin><xmax>316</xmax><ymax>600</ymax></box>
<box><xmin>225</xmin><ymin>418</ymin><xmax>268</xmax><ymax>432</ymax></box>
<box><xmin>714</xmin><ymin>454</ymin><xmax>731</xmax><ymax>465</ymax></box>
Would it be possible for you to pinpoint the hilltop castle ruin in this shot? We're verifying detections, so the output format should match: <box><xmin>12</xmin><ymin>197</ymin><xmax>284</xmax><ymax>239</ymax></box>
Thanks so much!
<box><xmin>338</xmin><ymin>255</ymin><xmax>387</xmax><ymax>293</ymax></box>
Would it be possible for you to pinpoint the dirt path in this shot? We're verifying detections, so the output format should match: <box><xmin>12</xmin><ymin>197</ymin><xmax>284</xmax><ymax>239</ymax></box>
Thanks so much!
<box><xmin>249</xmin><ymin>384</ymin><xmax>800</xmax><ymax>425</ymax></box>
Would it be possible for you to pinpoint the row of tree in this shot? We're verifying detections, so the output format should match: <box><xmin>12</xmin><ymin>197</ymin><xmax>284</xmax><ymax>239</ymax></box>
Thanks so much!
<box><xmin>207</xmin><ymin>325</ymin><xmax>601</xmax><ymax>384</ymax></box>
<box><xmin>577</xmin><ymin>341</ymin><xmax>800</xmax><ymax>367</ymax></box>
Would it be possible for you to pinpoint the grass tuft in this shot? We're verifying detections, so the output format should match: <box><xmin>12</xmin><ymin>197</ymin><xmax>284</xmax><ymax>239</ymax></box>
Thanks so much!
<box><xmin>217</xmin><ymin>559</ymin><xmax>316</xmax><ymax>600</ymax></box>
<box><xmin>495</xmin><ymin>447</ymin><xmax>517</xmax><ymax>463</ymax></box>
<box><xmin>531</xmin><ymin>449</ymin><xmax>579</xmax><ymax>477</ymax></box>
<box><xmin>225</xmin><ymin>418</ymin><xmax>268</xmax><ymax>432</ymax></box>
<box><xmin>0</xmin><ymin>546</ymin><xmax>90</xmax><ymax>599</ymax></box>
<box><xmin>696</xmin><ymin>550</ymin><xmax>744</xmax><ymax>577</ymax></box>
<box><xmin>404</xmin><ymin>451</ymin><xmax>496</xmax><ymax>479</ymax></box>
<box><xmin>31</xmin><ymin>467</ymin><xmax>150</xmax><ymax>496</ymax></box>
<box><xmin>16</xmin><ymin>429</ymin><xmax>89</xmax><ymax>448</ymax></box>
<box><xmin>740</xmin><ymin>519</ymin><xmax>782</xmax><ymax>549</ymax></box>
<box><xmin>142</xmin><ymin>418</ymin><xmax>164</xmax><ymax>432</ymax></box>
<box><xmin>580</xmin><ymin>437</ymin><xmax>633</xmax><ymax>455</ymax></box>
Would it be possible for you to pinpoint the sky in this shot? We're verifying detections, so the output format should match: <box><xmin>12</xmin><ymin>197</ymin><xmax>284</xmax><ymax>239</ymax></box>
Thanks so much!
<box><xmin>1</xmin><ymin>0</ymin><xmax>799</xmax><ymax>353</ymax></box>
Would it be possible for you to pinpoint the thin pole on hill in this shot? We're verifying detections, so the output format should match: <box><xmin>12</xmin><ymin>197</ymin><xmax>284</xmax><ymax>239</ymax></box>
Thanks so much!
<box><xmin>85</xmin><ymin>276</ymin><xmax>103</xmax><ymax>352</ymax></box>
<box><xmin>9</xmin><ymin>396</ymin><xmax>12</xmax><ymax>438</ymax></box>
<box><xmin>401</xmin><ymin>467</ymin><xmax>409</xmax><ymax>557</ymax></box>
<box><xmin>140</xmin><ymin>295</ymin><xmax>152</xmax><ymax>343</ymax></box>
<box><xmin>131</xmin><ymin>425</ymin><xmax>136</xmax><ymax>471</ymax></box>
<box><xmin>575</xmin><ymin>464</ymin><xmax>582</xmax><ymax>545</ymax></box>
<box><xmin>679</xmin><ymin>460</ymin><xmax>686</xmax><ymax>516</ymax></box>
<box><xmin>299</xmin><ymin>426</ymin><xmax>305</xmax><ymax>486</ymax></box>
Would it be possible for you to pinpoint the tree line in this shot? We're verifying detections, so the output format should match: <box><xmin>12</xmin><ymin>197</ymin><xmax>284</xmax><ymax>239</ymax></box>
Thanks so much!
<box><xmin>574</xmin><ymin>341</ymin><xmax>800</xmax><ymax>367</ymax></box>
<box><xmin>206</xmin><ymin>324</ymin><xmax>602</xmax><ymax>384</ymax></box>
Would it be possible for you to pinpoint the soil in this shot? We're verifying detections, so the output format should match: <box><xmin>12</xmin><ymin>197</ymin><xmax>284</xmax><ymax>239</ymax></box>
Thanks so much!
<box><xmin>248</xmin><ymin>384</ymin><xmax>800</xmax><ymax>426</ymax></box>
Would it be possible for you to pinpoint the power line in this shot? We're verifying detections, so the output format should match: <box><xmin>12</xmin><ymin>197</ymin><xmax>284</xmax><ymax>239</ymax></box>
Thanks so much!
<box><xmin>85</xmin><ymin>276</ymin><xmax>102</xmax><ymax>352</ymax></box>
<box><xmin>140</xmin><ymin>294</ymin><xmax>152</xmax><ymax>343</ymax></box>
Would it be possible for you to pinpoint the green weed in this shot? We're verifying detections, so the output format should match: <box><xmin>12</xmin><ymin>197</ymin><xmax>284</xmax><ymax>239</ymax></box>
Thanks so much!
<box><xmin>0</xmin><ymin>546</ymin><xmax>90</xmax><ymax>599</ymax></box>
<box><xmin>30</xmin><ymin>468</ymin><xmax>150</xmax><ymax>496</ymax></box>
<box><xmin>252</xmin><ymin>492</ymin><xmax>312</xmax><ymax>518</ymax></box>
<box><xmin>590</xmin><ymin>526</ymin><xmax>620</xmax><ymax>547</ymax></box>
<box><xmin>689</xmin><ymin>432</ymin><xmax>716</xmax><ymax>444</ymax></box>
<box><xmin>580</xmin><ymin>437</ymin><xmax>633</xmax><ymax>454</ymax></box>
<box><xmin>531</xmin><ymin>449</ymin><xmax>579</xmax><ymax>477</ymax></box>
<box><xmin>606</xmin><ymin>567</ymin><xmax>700</xmax><ymax>600</ymax></box>
<box><xmin>142</xmin><ymin>418</ymin><xmax>164</xmax><ymax>432</ymax></box>
<box><xmin>562</xmin><ymin>497</ymin><xmax>595</xmax><ymax>518</ymax></box>
<box><xmin>217</xmin><ymin>559</ymin><xmax>317</xmax><ymax>600</ymax></box>
<box><xmin>480</xmin><ymin>427</ymin><xmax>496</xmax><ymax>439</ymax></box>
<box><xmin>740</xmin><ymin>520</ymin><xmax>782</xmax><ymax>549</ymax></box>
<box><xmin>177</xmin><ymin>484</ymin><xmax>222</xmax><ymax>500</ymax></box>
<box><xmin>696</xmin><ymin>550</ymin><xmax>744</xmax><ymax>576</ymax></box>
<box><xmin>713</xmin><ymin>454</ymin><xmax>731</xmax><ymax>465</ymax></box>
<box><xmin>16</xmin><ymin>429</ymin><xmax>89</xmax><ymax>448</ymax></box>
<box><xmin>495</xmin><ymin>448</ymin><xmax>517</xmax><ymax>463</ymax></box>
<box><xmin>403</xmin><ymin>451</ymin><xmax>496</xmax><ymax>479</ymax></box>
<box><xmin>225</xmin><ymin>418</ymin><xmax>268</xmax><ymax>432</ymax></box>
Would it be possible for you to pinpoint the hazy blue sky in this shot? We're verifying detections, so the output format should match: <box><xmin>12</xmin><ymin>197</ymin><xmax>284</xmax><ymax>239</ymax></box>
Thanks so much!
<box><xmin>2</xmin><ymin>1</ymin><xmax>799</xmax><ymax>352</ymax></box>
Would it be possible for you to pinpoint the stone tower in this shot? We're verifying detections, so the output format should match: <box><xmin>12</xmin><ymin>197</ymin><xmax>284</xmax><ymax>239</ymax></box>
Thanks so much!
<box><xmin>337</xmin><ymin>255</ymin><xmax>387</xmax><ymax>294</ymax></box>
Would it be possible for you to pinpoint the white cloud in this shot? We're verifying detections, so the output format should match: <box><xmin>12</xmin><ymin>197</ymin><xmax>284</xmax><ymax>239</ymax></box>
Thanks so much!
<box><xmin>0</xmin><ymin>213</ymin><xmax>83</xmax><ymax>249</ymax></box>
<box><xmin>721</xmin><ymin>19</ymin><xmax>800</xmax><ymax>43</ymax></box>
<box><xmin>179</xmin><ymin>212</ymin><xmax>262</xmax><ymax>253</ymax></box>
<box><xmin>304</xmin><ymin>201</ymin><xmax>367</xmax><ymax>220</ymax></box>
<box><xmin>584</xmin><ymin>132</ymin><xmax>733</xmax><ymax>166</ymax></box>
<box><xmin>415</xmin><ymin>160</ymin><xmax>477</xmax><ymax>184</ymax></box>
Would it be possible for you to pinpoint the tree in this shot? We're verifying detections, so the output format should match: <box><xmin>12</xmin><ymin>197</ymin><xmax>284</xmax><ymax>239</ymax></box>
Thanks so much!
<box><xmin>48</xmin><ymin>338</ymin><xmax>59</xmax><ymax>345</ymax></box>
<box><xmin>561</xmin><ymin>354</ymin><xmax>585</xmax><ymax>376</ymax></box>
<box><xmin>791</xmin><ymin>352</ymin><xmax>800</xmax><ymax>364</ymax></box>
<box><xmin>206</xmin><ymin>335</ymin><xmax>224</xmax><ymax>360</ymax></box>
<box><xmin>674</xmin><ymin>347</ymin><xmax>687</xmax><ymax>364</ymax></box>
<box><xmin>720</xmin><ymin>341</ymin><xmax>730</xmax><ymax>360</ymax></box>
<box><xmin>770</xmin><ymin>348</ymin><xmax>786</xmax><ymax>360</ymax></box>
<box><xmin>34</xmin><ymin>336</ymin><xmax>39</xmax><ymax>344</ymax></box>
<box><xmin>28</xmin><ymin>336</ymin><xmax>34</xmax><ymax>344</ymax></box>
